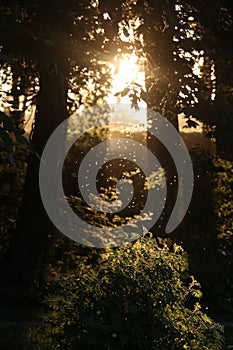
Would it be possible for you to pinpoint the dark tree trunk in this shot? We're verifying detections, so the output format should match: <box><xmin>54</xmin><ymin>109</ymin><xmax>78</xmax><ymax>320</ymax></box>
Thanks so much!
<box><xmin>0</xmin><ymin>59</ymin><xmax>68</xmax><ymax>288</ymax></box>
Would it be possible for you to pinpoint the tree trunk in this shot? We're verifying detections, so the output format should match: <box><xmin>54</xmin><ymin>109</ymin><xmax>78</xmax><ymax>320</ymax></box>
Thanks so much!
<box><xmin>0</xmin><ymin>60</ymin><xmax>68</xmax><ymax>288</ymax></box>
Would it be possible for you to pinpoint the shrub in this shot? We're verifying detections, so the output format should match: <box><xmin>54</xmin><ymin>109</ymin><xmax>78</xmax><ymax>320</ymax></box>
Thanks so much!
<box><xmin>40</xmin><ymin>238</ymin><xmax>224</xmax><ymax>350</ymax></box>
<box><xmin>212</xmin><ymin>157</ymin><xmax>233</xmax><ymax>311</ymax></box>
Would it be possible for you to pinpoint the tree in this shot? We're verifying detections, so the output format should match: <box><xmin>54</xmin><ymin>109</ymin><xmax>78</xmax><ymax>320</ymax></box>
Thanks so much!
<box><xmin>1</xmin><ymin>0</ymin><xmax>232</xmax><ymax>288</ymax></box>
<box><xmin>124</xmin><ymin>0</ymin><xmax>233</xmax><ymax>158</ymax></box>
<box><xmin>0</xmin><ymin>0</ymin><xmax>114</xmax><ymax>287</ymax></box>
<box><xmin>189</xmin><ymin>0</ymin><xmax>233</xmax><ymax>157</ymax></box>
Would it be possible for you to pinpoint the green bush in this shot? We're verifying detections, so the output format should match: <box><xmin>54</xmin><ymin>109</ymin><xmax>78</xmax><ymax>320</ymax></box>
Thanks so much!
<box><xmin>213</xmin><ymin>158</ymin><xmax>233</xmax><ymax>252</ymax></box>
<box><xmin>39</xmin><ymin>238</ymin><xmax>224</xmax><ymax>350</ymax></box>
<box><xmin>212</xmin><ymin>157</ymin><xmax>233</xmax><ymax>311</ymax></box>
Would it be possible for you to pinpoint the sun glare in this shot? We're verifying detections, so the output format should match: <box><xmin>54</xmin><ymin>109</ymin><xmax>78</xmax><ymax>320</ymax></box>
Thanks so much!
<box><xmin>108</xmin><ymin>53</ymin><xmax>147</xmax><ymax>127</ymax></box>
<box><xmin>109</xmin><ymin>53</ymin><xmax>144</xmax><ymax>94</ymax></box>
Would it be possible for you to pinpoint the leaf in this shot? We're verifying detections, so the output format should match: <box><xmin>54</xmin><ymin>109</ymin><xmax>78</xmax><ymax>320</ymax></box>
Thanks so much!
<box><xmin>114</xmin><ymin>87</ymin><xmax>130</xmax><ymax>97</ymax></box>
<box><xmin>121</xmin><ymin>87</ymin><xmax>130</xmax><ymax>97</ymax></box>
<box><xmin>123</xmin><ymin>27</ymin><xmax>130</xmax><ymax>37</ymax></box>
<box><xmin>183</xmin><ymin>118</ymin><xmax>199</xmax><ymax>129</ymax></box>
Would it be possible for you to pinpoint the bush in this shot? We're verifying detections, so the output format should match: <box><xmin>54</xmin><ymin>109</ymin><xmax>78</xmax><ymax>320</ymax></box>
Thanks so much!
<box><xmin>39</xmin><ymin>238</ymin><xmax>224</xmax><ymax>350</ymax></box>
<box><xmin>212</xmin><ymin>157</ymin><xmax>233</xmax><ymax>311</ymax></box>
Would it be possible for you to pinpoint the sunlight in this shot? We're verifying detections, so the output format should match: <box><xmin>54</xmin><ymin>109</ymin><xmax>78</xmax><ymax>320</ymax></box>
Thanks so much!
<box><xmin>108</xmin><ymin>53</ymin><xmax>147</xmax><ymax>128</ymax></box>
<box><xmin>118</xmin><ymin>55</ymin><xmax>139</xmax><ymax>84</ymax></box>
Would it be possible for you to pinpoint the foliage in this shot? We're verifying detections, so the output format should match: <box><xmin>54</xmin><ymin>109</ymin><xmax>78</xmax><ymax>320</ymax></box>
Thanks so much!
<box><xmin>116</xmin><ymin>0</ymin><xmax>233</xmax><ymax>154</ymax></box>
<box><xmin>0</xmin><ymin>3</ymin><xmax>231</xmax><ymax>344</ymax></box>
<box><xmin>212</xmin><ymin>157</ymin><xmax>233</xmax><ymax>309</ymax></box>
<box><xmin>0</xmin><ymin>0</ymin><xmax>117</xmax><ymax>286</ymax></box>
<box><xmin>0</xmin><ymin>143</ymin><xmax>28</xmax><ymax>257</ymax></box>
<box><xmin>213</xmin><ymin>158</ymin><xmax>233</xmax><ymax>244</ymax></box>
<box><xmin>36</xmin><ymin>238</ymin><xmax>224</xmax><ymax>350</ymax></box>
<box><xmin>0</xmin><ymin>0</ymin><xmax>114</xmax><ymax>152</ymax></box>
<box><xmin>176</xmin><ymin>152</ymin><xmax>233</xmax><ymax>314</ymax></box>
<box><xmin>0</xmin><ymin>0</ymin><xmax>232</xmax><ymax>152</ymax></box>
<box><xmin>185</xmin><ymin>0</ymin><xmax>233</xmax><ymax>155</ymax></box>
<box><xmin>0</xmin><ymin>110</ymin><xmax>32</xmax><ymax>164</ymax></box>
